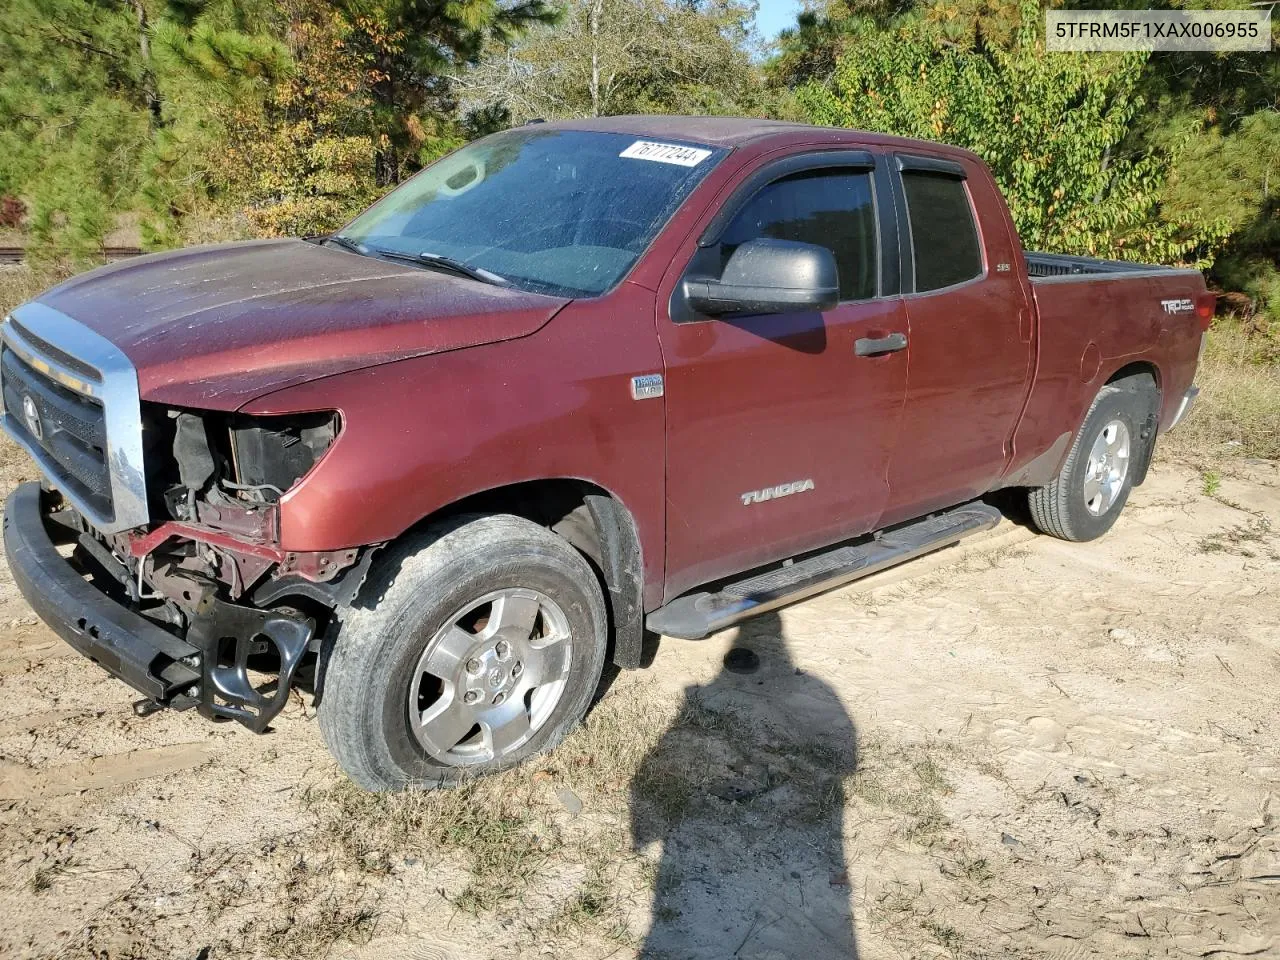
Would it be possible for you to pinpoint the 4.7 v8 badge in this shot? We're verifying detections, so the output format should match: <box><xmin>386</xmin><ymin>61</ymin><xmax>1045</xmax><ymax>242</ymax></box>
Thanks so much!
<box><xmin>740</xmin><ymin>478</ymin><xmax>815</xmax><ymax>506</ymax></box>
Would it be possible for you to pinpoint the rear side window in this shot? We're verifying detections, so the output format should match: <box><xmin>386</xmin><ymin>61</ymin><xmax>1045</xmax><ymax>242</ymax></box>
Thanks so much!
<box><xmin>720</xmin><ymin>169</ymin><xmax>878</xmax><ymax>302</ymax></box>
<box><xmin>901</xmin><ymin>171</ymin><xmax>982</xmax><ymax>291</ymax></box>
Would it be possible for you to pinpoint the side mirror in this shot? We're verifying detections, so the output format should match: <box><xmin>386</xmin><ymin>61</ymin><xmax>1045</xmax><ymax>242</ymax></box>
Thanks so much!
<box><xmin>682</xmin><ymin>238</ymin><xmax>839</xmax><ymax>316</ymax></box>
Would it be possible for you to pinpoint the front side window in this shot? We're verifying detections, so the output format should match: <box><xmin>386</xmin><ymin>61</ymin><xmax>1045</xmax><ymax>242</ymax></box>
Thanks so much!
<box><xmin>720</xmin><ymin>169</ymin><xmax>878</xmax><ymax>302</ymax></box>
<box><xmin>338</xmin><ymin>129</ymin><xmax>725</xmax><ymax>297</ymax></box>
<box><xmin>901</xmin><ymin>171</ymin><xmax>983</xmax><ymax>292</ymax></box>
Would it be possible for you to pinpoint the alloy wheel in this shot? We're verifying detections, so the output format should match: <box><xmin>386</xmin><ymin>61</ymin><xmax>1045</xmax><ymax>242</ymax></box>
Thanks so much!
<box><xmin>1083</xmin><ymin>419</ymin><xmax>1131</xmax><ymax>516</ymax></box>
<box><xmin>408</xmin><ymin>588</ymin><xmax>572</xmax><ymax>764</ymax></box>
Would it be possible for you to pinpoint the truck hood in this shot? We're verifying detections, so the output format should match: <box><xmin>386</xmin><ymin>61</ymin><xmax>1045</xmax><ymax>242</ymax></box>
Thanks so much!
<box><xmin>33</xmin><ymin>238</ymin><xmax>570</xmax><ymax>410</ymax></box>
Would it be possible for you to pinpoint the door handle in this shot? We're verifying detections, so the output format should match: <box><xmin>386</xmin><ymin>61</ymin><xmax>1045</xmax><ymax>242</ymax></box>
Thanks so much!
<box><xmin>855</xmin><ymin>332</ymin><xmax>908</xmax><ymax>357</ymax></box>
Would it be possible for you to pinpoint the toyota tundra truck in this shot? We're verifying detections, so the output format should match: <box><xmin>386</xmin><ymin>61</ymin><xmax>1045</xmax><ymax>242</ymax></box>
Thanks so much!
<box><xmin>0</xmin><ymin>116</ymin><xmax>1211</xmax><ymax>790</ymax></box>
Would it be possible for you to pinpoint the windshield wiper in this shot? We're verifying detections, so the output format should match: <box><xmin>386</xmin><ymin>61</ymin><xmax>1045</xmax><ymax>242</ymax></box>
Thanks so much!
<box><xmin>371</xmin><ymin>248</ymin><xmax>508</xmax><ymax>287</ymax></box>
<box><xmin>320</xmin><ymin>234</ymin><xmax>367</xmax><ymax>256</ymax></box>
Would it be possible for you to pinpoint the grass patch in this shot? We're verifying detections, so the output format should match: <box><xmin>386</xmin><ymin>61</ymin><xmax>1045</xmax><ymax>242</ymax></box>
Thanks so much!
<box><xmin>538</xmin><ymin>836</ymin><xmax>639</xmax><ymax>946</ymax></box>
<box><xmin>187</xmin><ymin>839</ymin><xmax>385</xmax><ymax>957</ymax></box>
<box><xmin>298</xmin><ymin>681</ymin><xmax>686</xmax><ymax>941</ymax></box>
<box><xmin>1164</xmin><ymin>317</ymin><xmax>1280</xmax><ymax>465</ymax></box>
<box><xmin>253</xmin><ymin>871</ymin><xmax>382</xmax><ymax>956</ymax></box>
<box><xmin>28</xmin><ymin>866</ymin><xmax>57</xmax><ymax>893</ymax></box>
<box><xmin>308</xmin><ymin>775</ymin><xmax>556</xmax><ymax>886</ymax></box>
<box><xmin>849</xmin><ymin>737</ymin><xmax>956</xmax><ymax>847</ymax></box>
<box><xmin>1197</xmin><ymin>517</ymin><xmax>1274</xmax><ymax>557</ymax></box>
<box><xmin>922</xmin><ymin>917</ymin><xmax>965</xmax><ymax>955</ymax></box>
<box><xmin>0</xmin><ymin>264</ymin><xmax>59</xmax><ymax>315</ymax></box>
<box><xmin>295</xmin><ymin>680</ymin><xmax>865</xmax><ymax>948</ymax></box>
<box><xmin>950</xmin><ymin>853</ymin><xmax>994</xmax><ymax>885</ymax></box>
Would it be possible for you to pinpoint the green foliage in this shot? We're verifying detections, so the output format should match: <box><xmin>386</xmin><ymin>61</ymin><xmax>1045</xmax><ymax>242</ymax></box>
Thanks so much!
<box><xmin>338</xmin><ymin>0</ymin><xmax>559</xmax><ymax>185</ymax></box>
<box><xmin>0</xmin><ymin>0</ymin><xmax>562</xmax><ymax>255</ymax></box>
<box><xmin>0</xmin><ymin>0</ymin><xmax>151</xmax><ymax>261</ymax></box>
<box><xmin>776</xmin><ymin>0</ymin><xmax>1275</xmax><ymax>310</ymax></box>
<box><xmin>798</xmin><ymin>0</ymin><xmax>1231</xmax><ymax>265</ymax></box>
<box><xmin>0</xmin><ymin>0</ymin><xmax>1271</xmax><ymax>312</ymax></box>
<box><xmin>769</xmin><ymin>0</ymin><xmax>1022</xmax><ymax>89</ymax></box>
<box><xmin>1165</xmin><ymin>111</ymin><xmax>1279</xmax><ymax>320</ymax></box>
<box><xmin>0</xmin><ymin>0</ymin><xmax>292</xmax><ymax>258</ymax></box>
<box><xmin>160</xmin><ymin>1</ymin><xmax>372</xmax><ymax>238</ymax></box>
<box><xmin>142</xmin><ymin>1</ymin><xmax>294</xmax><ymax>245</ymax></box>
<box><xmin>461</xmin><ymin>0</ymin><xmax>775</xmax><ymax>123</ymax></box>
<box><xmin>1128</xmin><ymin>7</ymin><xmax>1280</xmax><ymax>317</ymax></box>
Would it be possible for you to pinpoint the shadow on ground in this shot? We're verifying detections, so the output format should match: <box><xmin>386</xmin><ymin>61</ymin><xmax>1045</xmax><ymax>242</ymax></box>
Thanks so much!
<box><xmin>631</xmin><ymin>611</ymin><xmax>860</xmax><ymax>958</ymax></box>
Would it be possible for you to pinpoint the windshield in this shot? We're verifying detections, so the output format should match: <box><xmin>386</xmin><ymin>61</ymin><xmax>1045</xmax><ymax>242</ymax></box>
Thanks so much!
<box><xmin>337</xmin><ymin>128</ymin><xmax>726</xmax><ymax>297</ymax></box>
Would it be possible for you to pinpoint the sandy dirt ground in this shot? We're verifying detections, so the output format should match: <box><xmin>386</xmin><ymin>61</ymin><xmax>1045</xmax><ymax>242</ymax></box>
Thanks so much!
<box><xmin>1</xmin><ymin>459</ymin><xmax>1277</xmax><ymax>959</ymax></box>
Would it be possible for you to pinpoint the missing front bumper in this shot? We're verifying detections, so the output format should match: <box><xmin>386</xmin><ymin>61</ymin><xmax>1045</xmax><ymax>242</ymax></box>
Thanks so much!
<box><xmin>3</xmin><ymin>482</ymin><xmax>313</xmax><ymax>732</ymax></box>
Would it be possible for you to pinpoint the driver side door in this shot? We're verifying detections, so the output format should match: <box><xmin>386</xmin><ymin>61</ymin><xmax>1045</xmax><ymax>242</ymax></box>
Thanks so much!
<box><xmin>656</xmin><ymin>152</ymin><xmax>910</xmax><ymax>601</ymax></box>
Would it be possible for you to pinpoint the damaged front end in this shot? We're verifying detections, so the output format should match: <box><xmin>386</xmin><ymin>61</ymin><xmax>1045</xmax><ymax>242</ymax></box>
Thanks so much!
<box><xmin>16</xmin><ymin>405</ymin><xmax>377</xmax><ymax>733</ymax></box>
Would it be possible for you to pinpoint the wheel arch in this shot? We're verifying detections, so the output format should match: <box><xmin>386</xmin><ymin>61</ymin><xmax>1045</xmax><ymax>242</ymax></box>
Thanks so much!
<box><xmin>1105</xmin><ymin>360</ymin><xmax>1162</xmax><ymax>394</ymax></box>
<box><xmin>408</xmin><ymin>478</ymin><xmax>648</xmax><ymax>670</ymax></box>
<box><xmin>1102</xmin><ymin>362</ymin><xmax>1161</xmax><ymax>486</ymax></box>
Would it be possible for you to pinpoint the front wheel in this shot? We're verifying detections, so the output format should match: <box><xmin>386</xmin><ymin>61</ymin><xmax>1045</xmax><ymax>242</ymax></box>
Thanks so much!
<box><xmin>1028</xmin><ymin>385</ymin><xmax>1147</xmax><ymax>542</ymax></box>
<box><xmin>318</xmin><ymin>514</ymin><xmax>608</xmax><ymax>791</ymax></box>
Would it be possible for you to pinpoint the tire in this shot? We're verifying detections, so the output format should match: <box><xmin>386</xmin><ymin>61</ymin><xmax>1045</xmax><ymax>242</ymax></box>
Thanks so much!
<box><xmin>318</xmin><ymin>514</ymin><xmax>608</xmax><ymax>791</ymax></box>
<box><xmin>1027</xmin><ymin>384</ymin><xmax>1148</xmax><ymax>542</ymax></box>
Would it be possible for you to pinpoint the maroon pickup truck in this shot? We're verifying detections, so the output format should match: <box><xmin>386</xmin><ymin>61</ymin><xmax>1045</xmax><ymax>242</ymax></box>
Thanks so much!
<box><xmin>2</xmin><ymin>116</ymin><xmax>1210</xmax><ymax>790</ymax></box>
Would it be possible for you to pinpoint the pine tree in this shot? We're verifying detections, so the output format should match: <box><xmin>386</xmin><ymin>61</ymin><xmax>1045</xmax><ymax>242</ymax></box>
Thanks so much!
<box><xmin>338</xmin><ymin>0</ymin><xmax>559</xmax><ymax>186</ymax></box>
<box><xmin>0</xmin><ymin>0</ymin><xmax>152</xmax><ymax>260</ymax></box>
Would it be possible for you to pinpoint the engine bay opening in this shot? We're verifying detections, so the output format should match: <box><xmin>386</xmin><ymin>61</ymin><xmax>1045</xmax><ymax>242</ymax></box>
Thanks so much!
<box><xmin>144</xmin><ymin>403</ymin><xmax>340</xmax><ymax>523</ymax></box>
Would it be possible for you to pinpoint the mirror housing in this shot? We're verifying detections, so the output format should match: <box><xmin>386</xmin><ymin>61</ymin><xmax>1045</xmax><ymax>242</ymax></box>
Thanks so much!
<box><xmin>682</xmin><ymin>238</ymin><xmax>839</xmax><ymax>316</ymax></box>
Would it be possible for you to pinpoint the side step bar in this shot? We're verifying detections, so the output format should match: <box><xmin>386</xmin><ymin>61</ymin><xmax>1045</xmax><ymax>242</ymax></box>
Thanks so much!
<box><xmin>646</xmin><ymin>501</ymin><xmax>1002</xmax><ymax>640</ymax></box>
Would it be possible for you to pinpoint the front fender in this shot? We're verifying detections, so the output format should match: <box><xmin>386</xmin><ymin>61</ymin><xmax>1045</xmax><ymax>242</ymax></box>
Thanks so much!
<box><xmin>238</xmin><ymin>289</ymin><xmax>667</xmax><ymax>602</ymax></box>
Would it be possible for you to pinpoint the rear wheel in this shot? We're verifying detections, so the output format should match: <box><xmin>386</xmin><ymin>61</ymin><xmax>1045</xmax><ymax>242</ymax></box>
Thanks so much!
<box><xmin>318</xmin><ymin>514</ymin><xmax>608</xmax><ymax>791</ymax></box>
<box><xmin>1028</xmin><ymin>385</ymin><xmax>1147</xmax><ymax>542</ymax></box>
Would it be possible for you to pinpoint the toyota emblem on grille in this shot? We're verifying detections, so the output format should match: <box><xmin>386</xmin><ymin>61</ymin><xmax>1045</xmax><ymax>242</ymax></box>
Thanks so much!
<box><xmin>21</xmin><ymin>394</ymin><xmax>42</xmax><ymax>442</ymax></box>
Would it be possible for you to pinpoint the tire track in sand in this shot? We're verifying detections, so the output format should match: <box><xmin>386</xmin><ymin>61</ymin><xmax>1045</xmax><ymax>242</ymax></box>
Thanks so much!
<box><xmin>0</xmin><ymin>742</ymin><xmax>218</xmax><ymax>800</ymax></box>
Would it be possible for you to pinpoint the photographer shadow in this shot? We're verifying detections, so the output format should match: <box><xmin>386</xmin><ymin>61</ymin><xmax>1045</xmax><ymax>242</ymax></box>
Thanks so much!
<box><xmin>631</xmin><ymin>611</ymin><xmax>860</xmax><ymax>958</ymax></box>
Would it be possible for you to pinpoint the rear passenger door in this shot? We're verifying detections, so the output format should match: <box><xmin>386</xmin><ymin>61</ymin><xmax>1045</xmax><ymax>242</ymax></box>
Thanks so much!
<box><xmin>657</xmin><ymin>151</ymin><xmax>909</xmax><ymax>600</ymax></box>
<box><xmin>880</xmin><ymin>155</ymin><xmax>1034</xmax><ymax>526</ymax></box>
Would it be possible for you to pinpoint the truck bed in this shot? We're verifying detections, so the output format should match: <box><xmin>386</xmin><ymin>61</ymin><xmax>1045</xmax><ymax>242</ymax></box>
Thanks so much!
<box><xmin>1024</xmin><ymin>252</ymin><xmax>1178</xmax><ymax>280</ymax></box>
<box><xmin>1012</xmin><ymin>250</ymin><xmax>1206</xmax><ymax>477</ymax></box>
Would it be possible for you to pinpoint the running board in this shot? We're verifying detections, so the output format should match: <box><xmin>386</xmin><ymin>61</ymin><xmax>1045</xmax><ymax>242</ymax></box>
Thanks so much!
<box><xmin>646</xmin><ymin>502</ymin><xmax>1002</xmax><ymax>640</ymax></box>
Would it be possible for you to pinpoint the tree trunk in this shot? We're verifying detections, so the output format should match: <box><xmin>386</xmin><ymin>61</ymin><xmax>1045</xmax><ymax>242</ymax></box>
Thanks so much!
<box><xmin>374</xmin><ymin>51</ymin><xmax>398</xmax><ymax>187</ymax></box>
<box><xmin>589</xmin><ymin>0</ymin><xmax>603</xmax><ymax>117</ymax></box>
<box><xmin>129</xmin><ymin>0</ymin><xmax>162</xmax><ymax>128</ymax></box>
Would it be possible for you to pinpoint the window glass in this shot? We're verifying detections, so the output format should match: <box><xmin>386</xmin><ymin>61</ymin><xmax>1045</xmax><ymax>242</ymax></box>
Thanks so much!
<box><xmin>339</xmin><ymin>129</ymin><xmax>724</xmax><ymax>297</ymax></box>
<box><xmin>720</xmin><ymin>169</ymin><xmax>878</xmax><ymax>302</ymax></box>
<box><xmin>901</xmin><ymin>171</ymin><xmax>982</xmax><ymax>291</ymax></box>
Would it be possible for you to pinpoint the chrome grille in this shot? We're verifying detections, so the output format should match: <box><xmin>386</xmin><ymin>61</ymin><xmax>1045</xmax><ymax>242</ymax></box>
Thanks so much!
<box><xmin>0</xmin><ymin>303</ymin><xmax>149</xmax><ymax>533</ymax></box>
<box><xmin>1</xmin><ymin>346</ymin><xmax>111</xmax><ymax>512</ymax></box>
<box><xmin>7</xmin><ymin>316</ymin><xmax>101</xmax><ymax>380</ymax></box>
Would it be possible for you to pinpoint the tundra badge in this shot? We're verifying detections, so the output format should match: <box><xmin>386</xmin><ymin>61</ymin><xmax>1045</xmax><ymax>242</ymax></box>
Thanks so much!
<box><xmin>630</xmin><ymin>374</ymin><xmax>664</xmax><ymax>400</ymax></box>
<box><xmin>741</xmin><ymin>479</ymin><xmax>815</xmax><ymax>506</ymax></box>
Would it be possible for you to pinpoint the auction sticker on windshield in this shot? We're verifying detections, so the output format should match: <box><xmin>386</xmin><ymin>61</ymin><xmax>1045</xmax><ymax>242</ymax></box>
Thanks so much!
<box><xmin>620</xmin><ymin>141</ymin><xmax>713</xmax><ymax>167</ymax></box>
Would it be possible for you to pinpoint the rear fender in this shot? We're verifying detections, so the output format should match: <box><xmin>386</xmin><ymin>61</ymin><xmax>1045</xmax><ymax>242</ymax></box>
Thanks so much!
<box><xmin>1105</xmin><ymin>370</ymin><xmax>1161</xmax><ymax>487</ymax></box>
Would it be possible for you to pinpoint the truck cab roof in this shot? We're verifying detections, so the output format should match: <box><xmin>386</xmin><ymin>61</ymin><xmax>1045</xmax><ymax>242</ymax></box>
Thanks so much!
<box><xmin>542</xmin><ymin>114</ymin><xmax>983</xmax><ymax>162</ymax></box>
